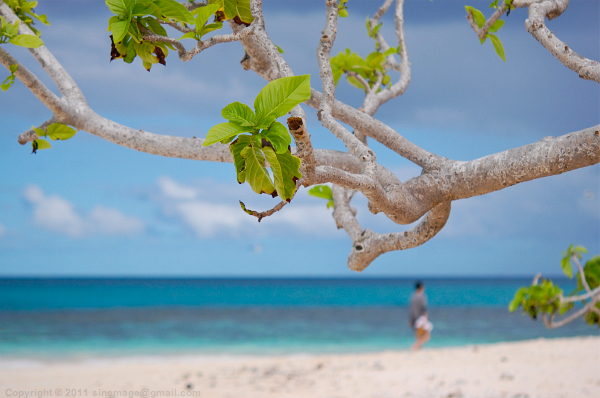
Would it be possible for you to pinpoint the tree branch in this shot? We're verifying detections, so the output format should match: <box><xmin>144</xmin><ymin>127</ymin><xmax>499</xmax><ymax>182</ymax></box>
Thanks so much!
<box><xmin>307</xmin><ymin>90</ymin><xmax>446</xmax><ymax>171</ymax></box>
<box><xmin>542</xmin><ymin>296</ymin><xmax>599</xmax><ymax>329</ymax></box>
<box><xmin>183</xmin><ymin>1</ymin><xmax>208</xmax><ymax>11</ymax></box>
<box><xmin>140</xmin><ymin>24</ymin><xmax>253</xmax><ymax>62</ymax></box>
<box><xmin>466</xmin><ymin>1</ymin><xmax>507</xmax><ymax>40</ymax></box>
<box><xmin>369</xmin><ymin>0</ymin><xmax>411</xmax><ymax>109</ymax></box>
<box><xmin>348</xmin><ymin>202</ymin><xmax>452</xmax><ymax>272</ymax></box>
<box><xmin>561</xmin><ymin>286</ymin><xmax>600</xmax><ymax>304</ymax></box>
<box><xmin>573</xmin><ymin>256</ymin><xmax>592</xmax><ymax>293</ymax></box>
<box><xmin>525</xmin><ymin>0</ymin><xmax>600</xmax><ymax>83</ymax></box>
<box><xmin>287</xmin><ymin>115</ymin><xmax>316</xmax><ymax>184</ymax></box>
<box><xmin>405</xmin><ymin>125</ymin><xmax>600</xmax><ymax>206</ymax></box>
<box><xmin>0</xmin><ymin>1</ymin><xmax>86</xmax><ymax>102</ymax></box>
<box><xmin>0</xmin><ymin>47</ymin><xmax>67</xmax><ymax>117</ymax></box>
<box><xmin>17</xmin><ymin>117</ymin><xmax>58</xmax><ymax>144</ymax></box>
<box><xmin>160</xmin><ymin>20</ymin><xmax>194</xmax><ymax>34</ymax></box>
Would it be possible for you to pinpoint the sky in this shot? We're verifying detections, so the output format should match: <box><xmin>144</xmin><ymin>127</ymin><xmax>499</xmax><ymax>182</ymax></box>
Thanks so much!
<box><xmin>0</xmin><ymin>0</ymin><xmax>598</xmax><ymax>277</ymax></box>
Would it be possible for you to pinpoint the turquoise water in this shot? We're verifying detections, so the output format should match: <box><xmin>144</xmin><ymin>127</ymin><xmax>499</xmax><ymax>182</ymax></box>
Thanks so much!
<box><xmin>0</xmin><ymin>278</ymin><xmax>597</xmax><ymax>358</ymax></box>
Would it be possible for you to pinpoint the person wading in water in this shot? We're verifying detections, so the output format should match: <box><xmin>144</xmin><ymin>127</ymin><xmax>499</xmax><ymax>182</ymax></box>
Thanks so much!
<box><xmin>409</xmin><ymin>281</ymin><xmax>433</xmax><ymax>351</ymax></box>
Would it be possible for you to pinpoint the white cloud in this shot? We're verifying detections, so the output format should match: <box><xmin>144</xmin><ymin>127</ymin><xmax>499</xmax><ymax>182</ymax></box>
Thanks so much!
<box><xmin>23</xmin><ymin>185</ymin><xmax>86</xmax><ymax>238</ymax></box>
<box><xmin>23</xmin><ymin>185</ymin><xmax>144</xmax><ymax>238</ymax></box>
<box><xmin>156</xmin><ymin>177</ymin><xmax>338</xmax><ymax>238</ymax></box>
<box><xmin>157</xmin><ymin>176</ymin><xmax>199</xmax><ymax>200</ymax></box>
<box><xmin>89</xmin><ymin>206</ymin><xmax>145</xmax><ymax>236</ymax></box>
<box><xmin>174</xmin><ymin>200</ymin><xmax>249</xmax><ymax>237</ymax></box>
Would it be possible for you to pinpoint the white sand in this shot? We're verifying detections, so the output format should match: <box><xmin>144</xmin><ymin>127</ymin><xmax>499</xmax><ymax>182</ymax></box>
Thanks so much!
<box><xmin>1</xmin><ymin>336</ymin><xmax>599</xmax><ymax>398</ymax></box>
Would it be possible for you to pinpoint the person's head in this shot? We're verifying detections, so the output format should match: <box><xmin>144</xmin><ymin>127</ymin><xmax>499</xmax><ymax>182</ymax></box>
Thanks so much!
<box><xmin>415</xmin><ymin>281</ymin><xmax>425</xmax><ymax>293</ymax></box>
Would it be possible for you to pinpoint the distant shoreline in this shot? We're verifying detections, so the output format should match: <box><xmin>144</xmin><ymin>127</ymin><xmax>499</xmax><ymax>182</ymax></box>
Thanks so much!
<box><xmin>1</xmin><ymin>334</ymin><xmax>598</xmax><ymax>366</ymax></box>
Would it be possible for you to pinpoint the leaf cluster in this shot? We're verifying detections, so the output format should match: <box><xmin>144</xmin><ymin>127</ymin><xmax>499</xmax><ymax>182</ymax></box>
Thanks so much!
<box><xmin>331</xmin><ymin>47</ymin><xmax>397</xmax><ymax>92</ymax></box>
<box><xmin>560</xmin><ymin>244</ymin><xmax>587</xmax><ymax>279</ymax></box>
<box><xmin>338</xmin><ymin>0</ymin><xmax>349</xmax><ymax>18</ymax></box>
<box><xmin>0</xmin><ymin>15</ymin><xmax>44</xmax><ymax>48</ymax></box>
<box><xmin>572</xmin><ymin>255</ymin><xmax>600</xmax><ymax>326</ymax></box>
<box><xmin>308</xmin><ymin>185</ymin><xmax>334</xmax><ymax>209</ymax></box>
<box><xmin>509</xmin><ymin>245</ymin><xmax>600</xmax><ymax>328</ymax></box>
<box><xmin>4</xmin><ymin>0</ymin><xmax>49</xmax><ymax>36</ymax></box>
<box><xmin>465</xmin><ymin>5</ymin><xmax>506</xmax><ymax>61</ymax></box>
<box><xmin>203</xmin><ymin>75</ymin><xmax>311</xmax><ymax>202</ymax></box>
<box><xmin>330</xmin><ymin>16</ymin><xmax>398</xmax><ymax>92</ymax></box>
<box><xmin>30</xmin><ymin>123</ymin><xmax>77</xmax><ymax>154</ymax></box>
<box><xmin>106</xmin><ymin>0</ymin><xmax>252</xmax><ymax>71</ymax></box>
<box><xmin>1</xmin><ymin>64</ymin><xmax>17</xmax><ymax>92</ymax></box>
<box><xmin>509</xmin><ymin>279</ymin><xmax>565</xmax><ymax>319</ymax></box>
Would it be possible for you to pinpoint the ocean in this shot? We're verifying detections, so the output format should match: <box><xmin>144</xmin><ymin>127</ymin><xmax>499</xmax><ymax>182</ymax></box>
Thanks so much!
<box><xmin>0</xmin><ymin>278</ymin><xmax>597</xmax><ymax>359</ymax></box>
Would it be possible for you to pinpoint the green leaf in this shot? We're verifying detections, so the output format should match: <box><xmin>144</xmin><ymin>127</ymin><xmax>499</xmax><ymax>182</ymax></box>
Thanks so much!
<box><xmin>221</xmin><ymin>102</ymin><xmax>256</xmax><ymax>126</ymax></box>
<box><xmin>582</xmin><ymin>256</ymin><xmax>600</xmax><ymax>290</ymax></box>
<box><xmin>308</xmin><ymin>185</ymin><xmax>333</xmax><ymax>200</ymax></box>
<box><xmin>0</xmin><ymin>17</ymin><xmax>18</xmax><ymax>38</ymax></box>
<box><xmin>143</xmin><ymin>17</ymin><xmax>168</xmax><ymax>36</ymax></box>
<box><xmin>33</xmin><ymin>127</ymin><xmax>46</xmax><ymax>137</ymax></box>
<box><xmin>29</xmin><ymin>11</ymin><xmax>50</xmax><ymax>26</ymax></box>
<box><xmin>47</xmin><ymin>123</ymin><xmax>77</xmax><ymax>141</ymax></box>
<box><xmin>574</xmin><ymin>245</ymin><xmax>588</xmax><ymax>254</ymax></box>
<box><xmin>178</xmin><ymin>32</ymin><xmax>197</xmax><ymax>40</ymax></box>
<box><xmin>193</xmin><ymin>3</ymin><xmax>220</xmax><ymax>29</ymax></box>
<box><xmin>254</xmin><ymin>115</ymin><xmax>276</xmax><ymax>130</ymax></box>
<box><xmin>241</xmin><ymin>144</ymin><xmax>275</xmax><ymax>196</ymax></box>
<box><xmin>488</xmin><ymin>19</ymin><xmax>504</xmax><ymax>33</ymax></box>
<box><xmin>1</xmin><ymin>64</ymin><xmax>17</xmax><ymax>92</ymax></box>
<box><xmin>465</xmin><ymin>6</ymin><xmax>485</xmax><ymax>29</ymax></box>
<box><xmin>263</xmin><ymin>147</ymin><xmax>301</xmax><ymax>201</ymax></box>
<box><xmin>308</xmin><ymin>185</ymin><xmax>334</xmax><ymax>208</ymax></box>
<box><xmin>229</xmin><ymin>134</ymin><xmax>252</xmax><ymax>183</ymax></box>
<box><xmin>509</xmin><ymin>287</ymin><xmax>527</xmax><ymax>312</ymax></box>
<box><xmin>109</xmin><ymin>18</ymin><xmax>130</xmax><ymax>43</ymax></box>
<box><xmin>132</xmin><ymin>2</ymin><xmax>161</xmax><ymax>17</ymax></box>
<box><xmin>9</xmin><ymin>34</ymin><xmax>43</xmax><ymax>48</ymax></box>
<box><xmin>561</xmin><ymin>256</ymin><xmax>573</xmax><ymax>279</ymax></box>
<box><xmin>124</xmin><ymin>38</ymin><xmax>137</xmax><ymax>63</ymax></box>
<box><xmin>127</xmin><ymin>19</ymin><xmax>142</xmax><ymax>42</ymax></box>
<box><xmin>134</xmin><ymin>41</ymin><xmax>158</xmax><ymax>65</ymax></box>
<box><xmin>254</xmin><ymin>75</ymin><xmax>311</xmax><ymax>124</ymax></box>
<box><xmin>383</xmin><ymin>47</ymin><xmax>398</xmax><ymax>56</ymax></box>
<box><xmin>218</xmin><ymin>0</ymin><xmax>235</xmax><ymax>19</ymax></box>
<box><xmin>338</xmin><ymin>8</ymin><xmax>348</xmax><ymax>18</ymax></box>
<box><xmin>381</xmin><ymin>74</ymin><xmax>391</xmax><ymax>86</ymax></box>
<box><xmin>198</xmin><ymin>22</ymin><xmax>223</xmax><ymax>38</ymax></box>
<box><xmin>235</xmin><ymin>0</ymin><xmax>254</xmax><ymax>24</ymax></box>
<box><xmin>366</xmin><ymin>51</ymin><xmax>385</xmax><ymax>70</ymax></box>
<box><xmin>347</xmin><ymin>75</ymin><xmax>367</xmax><ymax>91</ymax></box>
<box><xmin>32</xmin><ymin>138</ymin><xmax>51</xmax><ymax>151</ymax></box>
<box><xmin>274</xmin><ymin>44</ymin><xmax>284</xmax><ymax>54</ymax></box>
<box><xmin>257</xmin><ymin>122</ymin><xmax>291</xmax><ymax>154</ymax></box>
<box><xmin>488</xmin><ymin>33</ymin><xmax>506</xmax><ymax>62</ymax></box>
<box><xmin>204</xmin><ymin>122</ymin><xmax>248</xmax><ymax>146</ymax></box>
<box><xmin>105</xmin><ymin>0</ymin><xmax>135</xmax><ymax>17</ymax></box>
<box><xmin>1</xmin><ymin>74</ymin><xmax>15</xmax><ymax>92</ymax></box>
<box><xmin>153</xmin><ymin>0</ymin><xmax>195</xmax><ymax>24</ymax></box>
<box><xmin>177</xmin><ymin>32</ymin><xmax>197</xmax><ymax>40</ymax></box>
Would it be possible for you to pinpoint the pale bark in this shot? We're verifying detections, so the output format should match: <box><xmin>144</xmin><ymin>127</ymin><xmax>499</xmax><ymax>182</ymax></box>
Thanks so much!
<box><xmin>1</xmin><ymin>0</ymin><xmax>598</xmax><ymax>272</ymax></box>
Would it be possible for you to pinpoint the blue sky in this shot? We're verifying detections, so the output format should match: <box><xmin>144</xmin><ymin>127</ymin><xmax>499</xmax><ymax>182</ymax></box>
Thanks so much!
<box><xmin>0</xmin><ymin>0</ymin><xmax>598</xmax><ymax>277</ymax></box>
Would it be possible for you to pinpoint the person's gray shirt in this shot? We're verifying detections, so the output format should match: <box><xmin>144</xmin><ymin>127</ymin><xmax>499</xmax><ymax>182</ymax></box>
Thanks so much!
<box><xmin>409</xmin><ymin>292</ymin><xmax>427</xmax><ymax>328</ymax></box>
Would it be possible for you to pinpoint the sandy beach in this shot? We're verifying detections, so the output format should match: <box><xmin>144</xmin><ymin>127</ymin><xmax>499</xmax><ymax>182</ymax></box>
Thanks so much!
<box><xmin>1</xmin><ymin>336</ymin><xmax>599</xmax><ymax>398</ymax></box>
